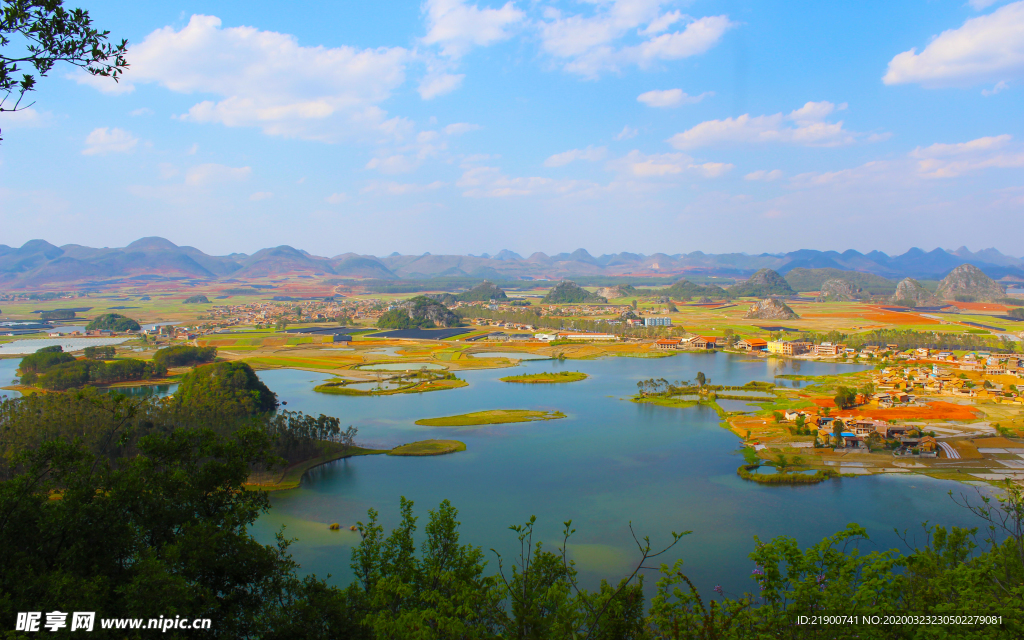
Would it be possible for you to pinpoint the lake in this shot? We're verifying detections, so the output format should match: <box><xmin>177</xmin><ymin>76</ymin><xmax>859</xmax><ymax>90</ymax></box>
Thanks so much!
<box><xmin>249</xmin><ymin>352</ymin><xmax>986</xmax><ymax>597</ymax></box>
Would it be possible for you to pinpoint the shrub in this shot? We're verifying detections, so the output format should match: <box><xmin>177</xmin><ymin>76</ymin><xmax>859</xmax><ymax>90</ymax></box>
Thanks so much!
<box><xmin>153</xmin><ymin>345</ymin><xmax>217</xmax><ymax>368</ymax></box>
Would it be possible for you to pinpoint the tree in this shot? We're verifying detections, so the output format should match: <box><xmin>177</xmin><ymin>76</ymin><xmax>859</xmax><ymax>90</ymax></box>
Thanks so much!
<box><xmin>832</xmin><ymin>420</ymin><xmax>843</xmax><ymax>448</ymax></box>
<box><xmin>1</xmin><ymin>0</ymin><xmax>128</xmax><ymax>139</ymax></box>
<box><xmin>772</xmin><ymin>411</ymin><xmax>784</xmax><ymax>424</ymax></box>
<box><xmin>696</xmin><ymin>371</ymin><xmax>706</xmax><ymax>387</ymax></box>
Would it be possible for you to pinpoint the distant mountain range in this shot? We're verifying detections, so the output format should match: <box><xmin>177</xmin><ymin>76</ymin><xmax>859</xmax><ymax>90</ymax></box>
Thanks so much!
<box><xmin>1</xmin><ymin>237</ymin><xmax>1022</xmax><ymax>289</ymax></box>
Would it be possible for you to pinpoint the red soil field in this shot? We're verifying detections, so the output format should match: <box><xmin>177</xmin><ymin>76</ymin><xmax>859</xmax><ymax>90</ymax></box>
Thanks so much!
<box><xmin>810</xmin><ymin>398</ymin><xmax>981</xmax><ymax>421</ymax></box>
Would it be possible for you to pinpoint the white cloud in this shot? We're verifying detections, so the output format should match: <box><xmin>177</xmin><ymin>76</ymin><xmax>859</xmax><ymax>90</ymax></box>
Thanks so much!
<box><xmin>361</xmin><ymin>181</ymin><xmax>446</xmax><ymax>195</ymax></box>
<box><xmin>910</xmin><ymin>134</ymin><xmax>1024</xmax><ymax>177</ymax></box>
<box><xmin>608</xmin><ymin>150</ymin><xmax>733</xmax><ymax>178</ymax></box>
<box><xmin>117</xmin><ymin>15</ymin><xmax>410</xmax><ymax>141</ymax></box>
<box><xmin>982</xmin><ymin>80</ymin><xmax>1010</xmax><ymax>95</ymax></box>
<box><xmin>130</xmin><ymin>108</ymin><xmax>154</xmax><ymax>117</ymax></box>
<box><xmin>637</xmin><ymin>88</ymin><xmax>711</xmax><ymax>107</ymax></box>
<box><xmin>0</xmin><ymin>107</ymin><xmax>49</xmax><ymax>129</ymax></box>
<box><xmin>668</xmin><ymin>101</ymin><xmax>860</xmax><ymax>149</ymax></box>
<box><xmin>458</xmin><ymin>165</ymin><xmax>591</xmax><ymax>197</ymax></box>
<box><xmin>969</xmin><ymin>0</ymin><xmax>999</xmax><ymax>11</ymax></box>
<box><xmin>418</xmin><ymin>72</ymin><xmax>465</xmax><ymax>99</ymax></box>
<box><xmin>187</xmin><ymin>143</ymin><xmax>199</xmax><ymax>155</ymax></box>
<box><xmin>883</xmin><ymin>1</ymin><xmax>1024</xmax><ymax>88</ymax></box>
<box><xmin>422</xmin><ymin>0</ymin><xmax>525</xmax><ymax>57</ymax></box>
<box><xmin>157</xmin><ymin>163</ymin><xmax>179</xmax><ymax>180</ymax></box>
<box><xmin>249</xmin><ymin>191</ymin><xmax>273</xmax><ymax>201</ymax></box>
<box><xmin>614</xmin><ymin>125</ymin><xmax>638</xmax><ymax>141</ymax></box>
<box><xmin>326</xmin><ymin>193</ymin><xmax>348</xmax><ymax>204</ymax></box>
<box><xmin>68</xmin><ymin>71</ymin><xmax>135</xmax><ymax>95</ymax></box>
<box><xmin>745</xmin><ymin>169</ymin><xmax>783</xmax><ymax>181</ymax></box>
<box><xmin>539</xmin><ymin>3</ymin><xmax>735</xmax><ymax>77</ymax></box>
<box><xmin>543</xmin><ymin>146</ymin><xmax>607</xmax><ymax>167</ymax></box>
<box><xmin>184</xmin><ymin>163</ymin><xmax>251</xmax><ymax>186</ymax></box>
<box><xmin>82</xmin><ymin>128</ymin><xmax>139</xmax><ymax>155</ymax></box>
<box><xmin>444</xmin><ymin>122</ymin><xmax>482</xmax><ymax>135</ymax></box>
<box><xmin>366</xmin><ymin>155</ymin><xmax>421</xmax><ymax>174</ymax></box>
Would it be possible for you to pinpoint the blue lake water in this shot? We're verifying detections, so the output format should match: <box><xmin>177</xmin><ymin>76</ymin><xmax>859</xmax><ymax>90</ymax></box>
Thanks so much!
<box><xmin>250</xmin><ymin>352</ymin><xmax>985</xmax><ymax>598</ymax></box>
<box><xmin>0</xmin><ymin>358</ymin><xmax>22</xmax><ymax>400</ymax></box>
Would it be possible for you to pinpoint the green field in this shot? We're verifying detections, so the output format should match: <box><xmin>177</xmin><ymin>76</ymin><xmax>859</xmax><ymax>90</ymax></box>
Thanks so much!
<box><xmin>499</xmin><ymin>371</ymin><xmax>588</xmax><ymax>384</ymax></box>
<box><xmin>415</xmin><ymin>409</ymin><xmax>566</xmax><ymax>426</ymax></box>
<box><xmin>388</xmin><ymin>439</ymin><xmax>467</xmax><ymax>456</ymax></box>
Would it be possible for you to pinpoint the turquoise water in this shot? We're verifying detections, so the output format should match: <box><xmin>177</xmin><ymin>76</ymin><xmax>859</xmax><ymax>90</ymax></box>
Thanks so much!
<box><xmin>251</xmin><ymin>353</ymin><xmax>984</xmax><ymax>597</ymax></box>
<box><xmin>468</xmin><ymin>351</ymin><xmax>550</xmax><ymax>360</ymax></box>
<box><xmin>359</xmin><ymin>362</ymin><xmax>445</xmax><ymax>371</ymax></box>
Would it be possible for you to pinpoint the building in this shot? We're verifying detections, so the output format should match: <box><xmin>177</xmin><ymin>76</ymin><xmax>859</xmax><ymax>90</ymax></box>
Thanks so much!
<box><xmin>644</xmin><ymin>317</ymin><xmax>672</xmax><ymax>327</ymax></box>
<box><xmin>815</xmin><ymin>342</ymin><xmax>843</xmax><ymax>357</ymax></box>
<box><xmin>534</xmin><ymin>333</ymin><xmax>559</xmax><ymax>341</ymax></box>
<box><xmin>767</xmin><ymin>340</ymin><xmax>810</xmax><ymax>356</ymax></box>
<box><xmin>736</xmin><ymin>338</ymin><xmax>768</xmax><ymax>352</ymax></box>
<box><xmin>687</xmin><ymin>336</ymin><xmax>719</xmax><ymax>350</ymax></box>
<box><xmin>654</xmin><ymin>338</ymin><xmax>682</xmax><ymax>350</ymax></box>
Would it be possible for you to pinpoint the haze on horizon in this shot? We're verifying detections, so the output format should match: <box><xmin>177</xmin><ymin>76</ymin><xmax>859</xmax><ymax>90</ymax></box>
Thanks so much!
<box><xmin>1</xmin><ymin>0</ymin><xmax>1022</xmax><ymax>258</ymax></box>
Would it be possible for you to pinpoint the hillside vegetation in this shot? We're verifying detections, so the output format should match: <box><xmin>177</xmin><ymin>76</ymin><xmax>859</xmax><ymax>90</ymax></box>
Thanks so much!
<box><xmin>730</xmin><ymin>269</ymin><xmax>795</xmax><ymax>297</ymax></box>
<box><xmin>85</xmin><ymin>313</ymin><xmax>140</xmax><ymax>332</ymax></box>
<box><xmin>542</xmin><ymin>281</ymin><xmax>606</xmax><ymax>304</ymax></box>
<box><xmin>785</xmin><ymin>268</ymin><xmax>895</xmax><ymax>294</ymax></box>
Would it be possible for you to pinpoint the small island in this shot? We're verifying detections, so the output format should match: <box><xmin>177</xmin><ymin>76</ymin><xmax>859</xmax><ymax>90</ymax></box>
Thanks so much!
<box><xmin>415</xmin><ymin>409</ymin><xmax>566</xmax><ymax>427</ymax></box>
<box><xmin>388</xmin><ymin>440</ymin><xmax>466</xmax><ymax>456</ymax></box>
<box><xmin>500</xmin><ymin>371</ymin><xmax>588</xmax><ymax>384</ymax></box>
<box><xmin>315</xmin><ymin>370</ymin><xmax>467</xmax><ymax>396</ymax></box>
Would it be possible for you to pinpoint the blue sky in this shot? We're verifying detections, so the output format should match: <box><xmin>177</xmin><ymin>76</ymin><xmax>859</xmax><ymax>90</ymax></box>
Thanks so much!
<box><xmin>1</xmin><ymin>0</ymin><xmax>1022</xmax><ymax>257</ymax></box>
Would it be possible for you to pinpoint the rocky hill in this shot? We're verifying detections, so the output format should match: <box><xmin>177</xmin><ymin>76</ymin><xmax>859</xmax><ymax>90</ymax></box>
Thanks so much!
<box><xmin>730</xmin><ymin>269</ymin><xmax>795</xmax><ymax>298</ymax></box>
<box><xmin>542</xmin><ymin>281</ymin><xmax>606</xmax><ymax>304</ymax></box>
<box><xmin>891</xmin><ymin>278</ymin><xmax>939</xmax><ymax>306</ymax></box>
<box><xmin>815</xmin><ymin>279</ymin><xmax>858</xmax><ymax>302</ymax></box>
<box><xmin>935</xmin><ymin>264</ymin><xmax>1005</xmax><ymax>302</ymax></box>
<box><xmin>596</xmin><ymin>284</ymin><xmax>638</xmax><ymax>300</ymax></box>
<box><xmin>397</xmin><ymin>296</ymin><xmax>460</xmax><ymax>327</ymax></box>
<box><xmin>744</xmin><ymin>298</ymin><xmax>799</xmax><ymax>320</ymax></box>
<box><xmin>456</xmin><ymin>281</ymin><xmax>508</xmax><ymax>302</ymax></box>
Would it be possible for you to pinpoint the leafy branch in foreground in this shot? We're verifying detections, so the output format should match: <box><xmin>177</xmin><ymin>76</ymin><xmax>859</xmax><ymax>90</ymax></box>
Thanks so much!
<box><xmin>1</xmin><ymin>0</ymin><xmax>128</xmax><ymax>137</ymax></box>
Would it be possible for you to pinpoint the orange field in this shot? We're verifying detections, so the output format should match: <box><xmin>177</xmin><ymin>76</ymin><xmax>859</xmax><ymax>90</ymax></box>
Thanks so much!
<box><xmin>832</xmin><ymin>401</ymin><xmax>981</xmax><ymax>421</ymax></box>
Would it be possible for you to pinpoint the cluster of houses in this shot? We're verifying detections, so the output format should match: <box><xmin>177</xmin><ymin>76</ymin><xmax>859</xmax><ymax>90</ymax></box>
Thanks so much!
<box><xmin>776</xmin><ymin>409</ymin><xmax>941</xmax><ymax>457</ymax></box>
<box><xmin>873</xmin><ymin>361</ymin><xmax>1024</xmax><ymax>402</ymax></box>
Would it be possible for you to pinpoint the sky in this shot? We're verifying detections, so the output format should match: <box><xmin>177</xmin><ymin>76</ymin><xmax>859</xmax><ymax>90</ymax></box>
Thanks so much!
<box><xmin>1</xmin><ymin>0</ymin><xmax>1022</xmax><ymax>258</ymax></box>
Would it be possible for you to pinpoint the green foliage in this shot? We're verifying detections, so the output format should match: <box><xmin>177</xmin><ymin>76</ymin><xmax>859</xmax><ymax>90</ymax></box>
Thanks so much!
<box><xmin>729</xmin><ymin>269</ymin><xmax>795</xmax><ymax>298</ymax></box>
<box><xmin>33</xmin><ymin>357</ymin><xmax>166</xmax><ymax>390</ymax></box>
<box><xmin>85</xmin><ymin>313</ymin><xmax>140</xmax><ymax>332</ymax></box>
<box><xmin>456</xmin><ymin>280</ymin><xmax>508</xmax><ymax>302</ymax></box>
<box><xmin>1010</xmin><ymin>308</ymin><xmax>1024</xmax><ymax>319</ymax></box>
<box><xmin>376</xmin><ymin>308</ymin><xmax>422</xmax><ymax>329</ymax></box>
<box><xmin>152</xmin><ymin>344</ymin><xmax>217</xmax><ymax>368</ymax></box>
<box><xmin>0</xmin><ymin>423</ymin><xmax>355</xmax><ymax>637</ymax></box>
<box><xmin>784</xmin><ymin>268</ymin><xmax>896</xmax><ymax>295</ymax></box>
<box><xmin>833</xmin><ymin>385</ymin><xmax>858</xmax><ymax>410</ymax></box>
<box><xmin>40</xmin><ymin>309</ymin><xmax>74</xmax><ymax>320</ymax></box>
<box><xmin>542</xmin><ymin>281</ymin><xmax>607</xmax><ymax>304</ymax></box>
<box><xmin>0</xmin><ymin>0</ymin><xmax>128</xmax><ymax>140</ymax></box>
<box><xmin>172</xmin><ymin>361</ymin><xmax>278</xmax><ymax>417</ymax></box>
<box><xmin>639</xmin><ymin>279</ymin><xmax>728</xmax><ymax>301</ymax></box>
<box><xmin>182</xmin><ymin>294</ymin><xmax>210</xmax><ymax>304</ymax></box>
<box><xmin>82</xmin><ymin>344</ymin><xmax>115</xmax><ymax>359</ymax></box>
<box><xmin>737</xmin><ymin>464</ymin><xmax>838</xmax><ymax>485</ymax></box>
<box><xmin>18</xmin><ymin>345</ymin><xmax>75</xmax><ymax>380</ymax></box>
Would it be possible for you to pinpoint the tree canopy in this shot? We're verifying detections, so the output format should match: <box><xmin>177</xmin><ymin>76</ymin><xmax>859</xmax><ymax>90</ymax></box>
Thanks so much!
<box><xmin>171</xmin><ymin>361</ymin><xmax>278</xmax><ymax>417</ymax></box>
<box><xmin>1</xmin><ymin>0</ymin><xmax>128</xmax><ymax>140</ymax></box>
<box><xmin>85</xmin><ymin>313</ymin><xmax>140</xmax><ymax>332</ymax></box>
